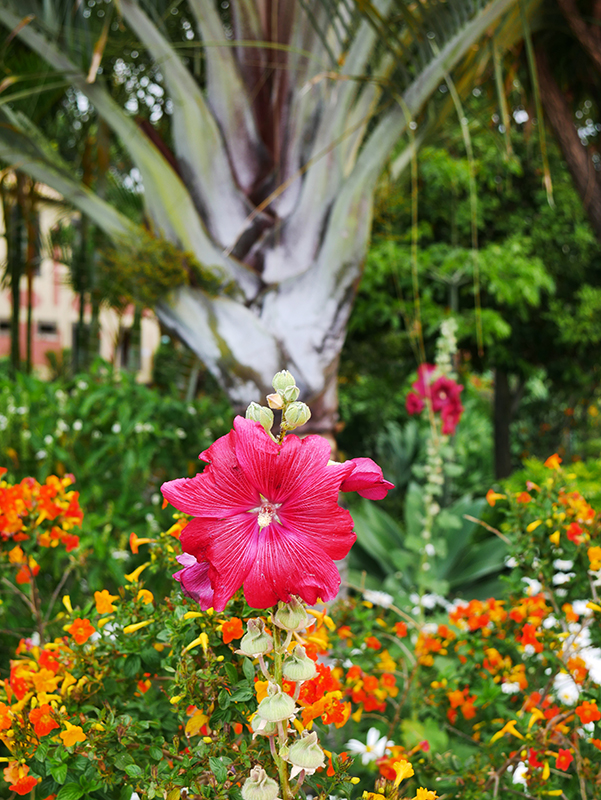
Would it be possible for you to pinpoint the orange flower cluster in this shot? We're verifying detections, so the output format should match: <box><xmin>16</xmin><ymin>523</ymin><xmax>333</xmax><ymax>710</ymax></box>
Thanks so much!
<box><xmin>0</xmin><ymin>471</ymin><xmax>83</xmax><ymax>572</ymax></box>
<box><xmin>448</xmin><ymin>598</ymin><xmax>507</xmax><ymax>633</ymax></box>
<box><xmin>337</xmin><ymin>663</ymin><xmax>398</xmax><ymax>713</ymax></box>
<box><xmin>415</xmin><ymin>624</ymin><xmax>457</xmax><ymax>666</ymax></box>
<box><xmin>283</xmin><ymin>662</ymin><xmax>351</xmax><ymax>728</ymax></box>
<box><xmin>1</xmin><ymin>636</ymin><xmax>86</xmax><ymax>758</ymax></box>
<box><xmin>446</xmin><ymin>687</ymin><xmax>477</xmax><ymax>723</ymax></box>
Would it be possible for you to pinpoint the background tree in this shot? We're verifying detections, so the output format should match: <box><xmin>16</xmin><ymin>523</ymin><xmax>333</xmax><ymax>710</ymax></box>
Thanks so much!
<box><xmin>0</xmin><ymin>0</ymin><xmax>531</xmax><ymax>434</ymax></box>
<box><xmin>339</xmin><ymin>105</ymin><xmax>601</xmax><ymax>477</ymax></box>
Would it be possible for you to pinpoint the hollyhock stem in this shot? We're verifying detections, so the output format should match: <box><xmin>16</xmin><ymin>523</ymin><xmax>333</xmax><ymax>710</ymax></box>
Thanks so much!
<box><xmin>258</xmin><ymin>654</ymin><xmax>272</xmax><ymax>681</ymax></box>
<box><xmin>271</xmin><ymin>625</ymin><xmax>293</xmax><ymax>800</ymax></box>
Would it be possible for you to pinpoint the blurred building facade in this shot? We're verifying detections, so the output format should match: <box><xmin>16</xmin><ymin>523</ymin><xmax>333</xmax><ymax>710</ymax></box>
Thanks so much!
<box><xmin>0</xmin><ymin>181</ymin><xmax>160</xmax><ymax>381</ymax></box>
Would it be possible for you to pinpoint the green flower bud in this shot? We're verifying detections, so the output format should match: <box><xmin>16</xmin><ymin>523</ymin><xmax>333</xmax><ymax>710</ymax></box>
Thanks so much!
<box><xmin>245</xmin><ymin>402</ymin><xmax>274</xmax><ymax>433</ymax></box>
<box><xmin>281</xmin><ymin>385</ymin><xmax>300</xmax><ymax>403</ymax></box>
<box><xmin>287</xmin><ymin>730</ymin><xmax>325</xmax><ymax>778</ymax></box>
<box><xmin>272</xmin><ymin>370</ymin><xmax>296</xmax><ymax>393</ymax></box>
<box><xmin>266</xmin><ymin>393</ymin><xmax>284</xmax><ymax>410</ymax></box>
<box><xmin>283</xmin><ymin>402</ymin><xmax>311</xmax><ymax>429</ymax></box>
<box><xmin>257</xmin><ymin>682</ymin><xmax>296</xmax><ymax>723</ymax></box>
<box><xmin>241</xmin><ymin>766</ymin><xmax>280</xmax><ymax>800</ymax></box>
<box><xmin>238</xmin><ymin>618</ymin><xmax>273</xmax><ymax>657</ymax></box>
<box><xmin>282</xmin><ymin>645</ymin><xmax>317</xmax><ymax>682</ymax></box>
<box><xmin>273</xmin><ymin>596</ymin><xmax>310</xmax><ymax>632</ymax></box>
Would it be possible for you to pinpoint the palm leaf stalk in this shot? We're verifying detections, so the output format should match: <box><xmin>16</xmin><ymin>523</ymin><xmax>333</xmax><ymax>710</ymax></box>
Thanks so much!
<box><xmin>0</xmin><ymin>0</ymin><xmax>534</xmax><ymax>431</ymax></box>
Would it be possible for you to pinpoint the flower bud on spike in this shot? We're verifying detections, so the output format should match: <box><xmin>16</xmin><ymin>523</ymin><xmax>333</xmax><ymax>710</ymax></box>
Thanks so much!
<box><xmin>283</xmin><ymin>402</ymin><xmax>311</xmax><ymax>429</ymax></box>
<box><xmin>281</xmin><ymin>385</ymin><xmax>300</xmax><ymax>403</ymax></box>
<box><xmin>266</xmin><ymin>393</ymin><xmax>284</xmax><ymax>410</ymax></box>
<box><xmin>282</xmin><ymin>645</ymin><xmax>317</xmax><ymax>682</ymax></box>
<box><xmin>245</xmin><ymin>403</ymin><xmax>275</xmax><ymax>433</ymax></box>
<box><xmin>272</xmin><ymin>370</ymin><xmax>296</xmax><ymax>393</ymax></box>
<box><xmin>287</xmin><ymin>730</ymin><xmax>326</xmax><ymax>778</ymax></box>
<box><xmin>241</xmin><ymin>766</ymin><xmax>281</xmax><ymax>800</ymax></box>
<box><xmin>273</xmin><ymin>596</ymin><xmax>310</xmax><ymax>632</ymax></box>
<box><xmin>238</xmin><ymin>619</ymin><xmax>273</xmax><ymax>657</ymax></box>
<box><xmin>257</xmin><ymin>682</ymin><xmax>296</xmax><ymax>722</ymax></box>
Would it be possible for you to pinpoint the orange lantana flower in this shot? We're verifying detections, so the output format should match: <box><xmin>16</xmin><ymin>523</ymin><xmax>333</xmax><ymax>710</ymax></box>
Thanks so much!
<box><xmin>29</xmin><ymin>704</ymin><xmax>59</xmax><ymax>737</ymax></box>
<box><xmin>59</xmin><ymin>721</ymin><xmax>86</xmax><ymax>747</ymax></box>
<box><xmin>3</xmin><ymin>762</ymin><xmax>39</xmax><ymax>795</ymax></box>
<box><xmin>576</xmin><ymin>700</ymin><xmax>601</xmax><ymax>724</ymax></box>
<box><xmin>94</xmin><ymin>590</ymin><xmax>119</xmax><ymax>614</ymax></box>
<box><xmin>67</xmin><ymin>618</ymin><xmax>95</xmax><ymax>645</ymax></box>
<box><xmin>221</xmin><ymin>617</ymin><xmax>244</xmax><ymax>644</ymax></box>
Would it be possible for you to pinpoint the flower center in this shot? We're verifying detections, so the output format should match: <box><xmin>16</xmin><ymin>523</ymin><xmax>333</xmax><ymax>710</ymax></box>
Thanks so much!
<box><xmin>251</xmin><ymin>497</ymin><xmax>282</xmax><ymax>529</ymax></box>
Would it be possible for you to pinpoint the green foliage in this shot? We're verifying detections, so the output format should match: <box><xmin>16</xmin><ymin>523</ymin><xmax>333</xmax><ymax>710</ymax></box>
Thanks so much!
<box><xmin>97</xmin><ymin>232</ymin><xmax>234</xmax><ymax>311</ymax></box>
<box><xmin>0</xmin><ymin>358</ymin><xmax>231</xmax><ymax>592</ymax></box>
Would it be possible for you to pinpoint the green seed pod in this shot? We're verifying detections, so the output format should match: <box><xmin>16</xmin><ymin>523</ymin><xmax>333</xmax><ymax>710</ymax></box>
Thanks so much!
<box><xmin>287</xmin><ymin>730</ymin><xmax>325</xmax><ymax>777</ymax></box>
<box><xmin>241</xmin><ymin>766</ymin><xmax>280</xmax><ymax>800</ymax></box>
<box><xmin>273</xmin><ymin>597</ymin><xmax>310</xmax><ymax>632</ymax></box>
<box><xmin>256</xmin><ymin>683</ymin><xmax>296</xmax><ymax>723</ymax></box>
<box><xmin>238</xmin><ymin>618</ymin><xmax>273</xmax><ymax>657</ymax></box>
<box><xmin>282</xmin><ymin>645</ymin><xmax>317</xmax><ymax>682</ymax></box>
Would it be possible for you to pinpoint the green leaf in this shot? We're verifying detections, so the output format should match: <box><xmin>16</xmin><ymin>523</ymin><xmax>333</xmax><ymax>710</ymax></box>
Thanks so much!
<box><xmin>149</xmin><ymin>746</ymin><xmax>163</xmax><ymax>760</ymax></box>
<box><xmin>34</xmin><ymin>739</ymin><xmax>50</xmax><ymax>762</ymax></box>
<box><xmin>123</xmin><ymin>655</ymin><xmax>142</xmax><ymax>678</ymax></box>
<box><xmin>56</xmin><ymin>785</ymin><xmax>85</xmax><ymax>800</ymax></box>
<box><xmin>224</xmin><ymin>662</ymin><xmax>238</xmax><ymax>684</ymax></box>
<box><xmin>209</xmin><ymin>757</ymin><xmax>228</xmax><ymax>784</ymax></box>
<box><xmin>50</xmin><ymin>762</ymin><xmax>68</xmax><ymax>785</ymax></box>
<box><xmin>229</xmin><ymin>687</ymin><xmax>254</xmax><ymax>703</ymax></box>
<box><xmin>125</xmin><ymin>764</ymin><xmax>144</xmax><ymax>779</ymax></box>
<box><xmin>218</xmin><ymin>688</ymin><xmax>230</xmax><ymax>708</ymax></box>
<box><xmin>114</xmin><ymin>753</ymin><xmax>135</xmax><ymax>771</ymax></box>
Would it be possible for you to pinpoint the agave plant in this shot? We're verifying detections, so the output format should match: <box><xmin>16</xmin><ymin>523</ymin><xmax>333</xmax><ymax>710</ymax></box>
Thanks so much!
<box><xmin>0</xmin><ymin>0</ymin><xmax>532</xmax><ymax>431</ymax></box>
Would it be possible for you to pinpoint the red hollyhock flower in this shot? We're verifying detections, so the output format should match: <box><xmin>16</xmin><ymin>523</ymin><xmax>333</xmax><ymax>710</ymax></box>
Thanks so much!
<box><xmin>406</xmin><ymin>392</ymin><xmax>425</xmax><ymax>415</ymax></box>
<box><xmin>163</xmin><ymin>417</ymin><xmax>392</xmax><ymax>610</ymax></box>
<box><xmin>339</xmin><ymin>457</ymin><xmax>394</xmax><ymax>500</ymax></box>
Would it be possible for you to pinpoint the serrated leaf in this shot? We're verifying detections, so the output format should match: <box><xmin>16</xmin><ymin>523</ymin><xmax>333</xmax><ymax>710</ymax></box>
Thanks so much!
<box><xmin>114</xmin><ymin>752</ymin><xmax>134</xmax><ymax>771</ymax></box>
<box><xmin>209</xmin><ymin>757</ymin><xmax>228</xmax><ymax>784</ymax></box>
<box><xmin>56</xmin><ymin>785</ymin><xmax>85</xmax><ymax>800</ymax></box>
<box><xmin>50</xmin><ymin>762</ymin><xmax>68</xmax><ymax>784</ymax></box>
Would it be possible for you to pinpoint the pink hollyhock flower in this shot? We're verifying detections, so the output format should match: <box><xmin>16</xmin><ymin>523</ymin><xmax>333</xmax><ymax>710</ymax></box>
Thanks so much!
<box><xmin>441</xmin><ymin>399</ymin><xmax>464</xmax><ymax>435</ymax></box>
<box><xmin>340</xmin><ymin>457</ymin><xmax>394</xmax><ymax>500</ymax></box>
<box><xmin>162</xmin><ymin>417</ymin><xmax>392</xmax><ymax>611</ymax></box>
<box><xmin>430</xmin><ymin>375</ymin><xmax>463</xmax><ymax>413</ymax></box>
<box><xmin>412</xmin><ymin>363</ymin><xmax>437</xmax><ymax>397</ymax></box>
<box><xmin>406</xmin><ymin>391</ymin><xmax>425</xmax><ymax>415</ymax></box>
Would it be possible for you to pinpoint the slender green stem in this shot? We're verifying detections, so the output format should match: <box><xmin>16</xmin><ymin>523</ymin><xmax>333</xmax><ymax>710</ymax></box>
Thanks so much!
<box><xmin>272</xmin><ymin>626</ymin><xmax>292</xmax><ymax>800</ymax></box>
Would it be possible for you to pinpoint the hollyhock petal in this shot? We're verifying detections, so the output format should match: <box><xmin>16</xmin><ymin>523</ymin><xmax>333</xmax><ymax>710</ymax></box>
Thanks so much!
<box><xmin>242</xmin><ymin>523</ymin><xmax>342</xmax><ymax>608</ymax></box>
<box><xmin>173</xmin><ymin>555</ymin><xmax>215</xmax><ymax>609</ymax></box>
<box><xmin>233</xmin><ymin>417</ymin><xmax>333</xmax><ymax>503</ymax></box>
<box><xmin>413</xmin><ymin>364</ymin><xmax>437</xmax><ymax>396</ymax></box>
<box><xmin>279</xmin><ymin>469</ymin><xmax>356</xmax><ymax>560</ymax></box>
<box><xmin>430</xmin><ymin>376</ymin><xmax>462</xmax><ymax>413</ymax></box>
<box><xmin>406</xmin><ymin>392</ymin><xmax>424</xmax><ymax>415</ymax></box>
<box><xmin>340</xmin><ymin>458</ymin><xmax>394</xmax><ymax>500</ymax></box>
<box><xmin>200</xmin><ymin>514</ymin><xmax>261</xmax><ymax>611</ymax></box>
<box><xmin>161</xmin><ymin>430</ymin><xmax>258</xmax><ymax>517</ymax></box>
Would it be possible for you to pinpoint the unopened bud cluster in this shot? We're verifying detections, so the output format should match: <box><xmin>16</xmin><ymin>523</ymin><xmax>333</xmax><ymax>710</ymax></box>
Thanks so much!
<box><xmin>245</xmin><ymin>371</ymin><xmax>311</xmax><ymax>436</ymax></box>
